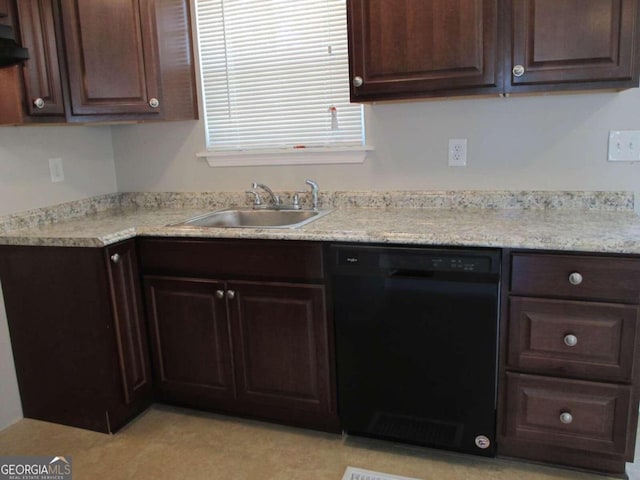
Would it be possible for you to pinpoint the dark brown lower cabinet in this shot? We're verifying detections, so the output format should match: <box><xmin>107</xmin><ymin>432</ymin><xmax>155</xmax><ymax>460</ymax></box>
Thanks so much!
<box><xmin>144</xmin><ymin>275</ymin><xmax>338</xmax><ymax>431</ymax></box>
<box><xmin>504</xmin><ymin>373</ymin><xmax>633</xmax><ymax>457</ymax></box>
<box><xmin>144</xmin><ymin>277</ymin><xmax>236</xmax><ymax>403</ymax></box>
<box><xmin>0</xmin><ymin>240</ymin><xmax>152</xmax><ymax>433</ymax></box>
<box><xmin>139</xmin><ymin>238</ymin><xmax>339</xmax><ymax>432</ymax></box>
<box><xmin>229</xmin><ymin>281</ymin><xmax>332</xmax><ymax>416</ymax></box>
<box><xmin>499</xmin><ymin>250</ymin><xmax>640</xmax><ymax>476</ymax></box>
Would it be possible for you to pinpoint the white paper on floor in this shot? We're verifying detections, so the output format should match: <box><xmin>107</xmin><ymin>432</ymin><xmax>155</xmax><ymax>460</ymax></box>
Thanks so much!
<box><xmin>341</xmin><ymin>466</ymin><xmax>423</xmax><ymax>480</ymax></box>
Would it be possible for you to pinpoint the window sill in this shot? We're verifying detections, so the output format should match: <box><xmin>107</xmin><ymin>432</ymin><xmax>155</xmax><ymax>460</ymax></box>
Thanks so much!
<box><xmin>197</xmin><ymin>146</ymin><xmax>373</xmax><ymax>167</ymax></box>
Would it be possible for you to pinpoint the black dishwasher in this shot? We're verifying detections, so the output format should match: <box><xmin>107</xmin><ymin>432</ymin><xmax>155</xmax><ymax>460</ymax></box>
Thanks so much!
<box><xmin>331</xmin><ymin>244</ymin><xmax>500</xmax><ymax>457</ymax></box>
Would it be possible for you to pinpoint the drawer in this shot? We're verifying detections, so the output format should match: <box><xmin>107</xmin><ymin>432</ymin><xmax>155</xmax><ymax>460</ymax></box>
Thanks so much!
<box><xmin>503</xmin><ymin>373</ymin><xmax>633</xmax><ymax>457</ymax></box>
<box><xmin>511</xmin><ymin>253</ymin><xmax>640</xmax><ymax>303</ymax></box>
<box><xmin>138</xmin><ymin>238</ymin><xmax>324</xmax><ymax>281</ymax></box>
<box><xmin>507</xmin><ymin>298</ymin><xmax>638</xmax><ymax>382</ymax></box>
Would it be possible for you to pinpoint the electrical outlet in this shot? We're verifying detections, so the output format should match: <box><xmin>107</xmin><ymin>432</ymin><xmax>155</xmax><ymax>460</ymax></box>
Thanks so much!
<box><xmin>608</xmin><ymin>131</ymin><xmax>640</xmax><ymax>162</ymax></box>
<box><xmin>448</xmin><ymin>139</ymin><xmax>467</xmax><ymax>167</ymax></box>
<box><xmin>48</xmin><ymin>157</ymin><xmax>64</xmax><ymax>183</ymax></box>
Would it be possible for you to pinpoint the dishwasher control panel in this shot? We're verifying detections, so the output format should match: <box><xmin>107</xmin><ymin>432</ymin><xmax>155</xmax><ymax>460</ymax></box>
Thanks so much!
<box><xmin>335</xmin><ymin>246</ymin><xmax>498</xmax><ymax>274</ymax></box>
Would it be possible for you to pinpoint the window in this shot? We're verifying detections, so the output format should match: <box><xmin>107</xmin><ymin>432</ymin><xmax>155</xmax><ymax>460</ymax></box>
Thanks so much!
<box><xmin>195</xmin><ymin>0</ymin><xmax>366</xmax><ymax>165</ymax></box>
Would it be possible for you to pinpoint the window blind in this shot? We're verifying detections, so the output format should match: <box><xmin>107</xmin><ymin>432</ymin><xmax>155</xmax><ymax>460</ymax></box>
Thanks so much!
<box><xmin>196</xmin><ymin>0</ymin><xmax>364</xmax><ymax>151</ymax></box>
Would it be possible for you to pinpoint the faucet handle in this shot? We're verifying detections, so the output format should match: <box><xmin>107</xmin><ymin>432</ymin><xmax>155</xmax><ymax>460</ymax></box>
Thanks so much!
<box><xmin>292</xmin><ymin>191</ymin><xmax>310</xmax><ymax>209</ymax></box>
<box><xmin>245</xmin><ymin>190</ymin><xmax>263</xmax><ymax>206</ymax></box>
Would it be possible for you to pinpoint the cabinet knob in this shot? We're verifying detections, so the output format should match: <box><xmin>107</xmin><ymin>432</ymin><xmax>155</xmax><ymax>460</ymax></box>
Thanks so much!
<box><xmin>568</xmin><ymin>272</ymin><xmax>583</xmax><ymax>286</ymax></box>
<box><xmin>353</xmin><ymin>76</ymin><xmax>364</xmax><ymax>87</ymax></box>
<box><xmin>149</xmin><ymin>98</ymin><xmax>160</xmax><ymax>108</ymax></box>
<box><xmin>512</xmin><ymin>65</ymin><xmax>525</xmax><ymax>77</ymax></box>
<box><xmin>33</xmin><ymin>98</ymin><xmax>45</xmax><ymax>109</ymax></box>
<box><xmin>564</xmin><ymin>334</ymin><xmax>578</xmax><ymax>347</ymax></box>
<box><xmin>110</xmin><ymin>253</ymin><xmax>120</xmax><ymax>264</ymax></box>
<box><xmin>226</xmin><ymin>290</ymin><xmax>236</xmax><ymax>300</ymax></box>
<box><xmin>559</xmin><ymin>412</ymin><xmax>573</xmax><ymax>424</ymax></box>
<box><xmin>215</xmin><ymin>290</ymin><xmax>225</xmax><ymax>299</ymax></box>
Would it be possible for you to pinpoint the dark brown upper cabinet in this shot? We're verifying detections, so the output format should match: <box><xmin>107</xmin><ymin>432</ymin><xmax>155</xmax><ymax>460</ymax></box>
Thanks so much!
<box><xmin>348</xmin><ymin>0</ymin><xmax>501</xmax><ymax>101</ymax></box>
<box><xmin>60</xmin><ymin>0</ymin><xmax>162</xmax><ymax>117</ymax></box>
<box><xmin>16</xmin><ymin>0</ymin><xmax>65</xmax><ymax>119</ymax></box>
<box><xmin>0</xmin><ymin>0</ymin><xmax>197</xmax><ymax>125</ymax></box>
<box><xmin>0</xmin><ymin>0</ymin><xmax>11</xmax><ymax>20</ymax></box>
<box><xmin>505</xmin><ymin>0</ymin><xmax>640</xmax><ymax>93</ymax></box>
<box><xmin>348</xmin><ymin>0</ymin><xmax>640</xmax><ymax>102</ymax></box>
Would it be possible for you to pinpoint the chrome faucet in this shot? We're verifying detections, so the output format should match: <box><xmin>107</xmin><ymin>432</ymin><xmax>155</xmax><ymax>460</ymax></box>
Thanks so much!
<box><xmin>252</xmin><ymin>182</ymin><xmax>281</xmax><ymax>206</ymax></box>
<box><xmin>305</xmin><ymin>179</ymin><xmax>319</xmax><ymax>210</ymax></box>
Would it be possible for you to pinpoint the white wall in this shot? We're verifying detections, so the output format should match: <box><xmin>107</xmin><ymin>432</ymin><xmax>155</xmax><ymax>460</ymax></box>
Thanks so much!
<box><xmin>0</xmin><ymin>126</ymin><xmax>117</xmax><ymax>215</ymax></box>
<box><xmin>111</xmin><ymin>88</ymin><xmax>640</xmax><ymax>194</ymax></box>
<box><xmin>0</xmin><ymin>125</ymin><xmax>117</xmax><ymax>430</ymax></box>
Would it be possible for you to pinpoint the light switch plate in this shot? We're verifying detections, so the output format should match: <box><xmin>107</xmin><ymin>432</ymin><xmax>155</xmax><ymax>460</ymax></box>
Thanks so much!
<box><xmin>48</xmin><ymin>157</ymin><xmax>64</xmax><ymax>183</ymax></box>
<box><xmin>608</xmin><ymin>131</ymin><xmax>640</xmax><ymax>162</ymax></box>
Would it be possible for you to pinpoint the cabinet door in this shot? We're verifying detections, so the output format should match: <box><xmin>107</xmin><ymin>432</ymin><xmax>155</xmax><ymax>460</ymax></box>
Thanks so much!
<box><xmin>105</xmin><ymin>241</ymin><xmax>152</xmax><ymax>408</ymax></box>
<box><xmin>0</xmin><ymin>1</ymin><xmax>24</xmax><ymax>123</ymax></box>
<box><xmin>0</xmin><ymin>0</ymin><xmax>9</xmax><ymax>18</ymax></box>
<box><xmin>228</xmin><ymin>281</ymin><xmax>333</xmax><ymax>415</ymax></box>
<box><xmin>348</xmin><ymin>0</ymin><xmax>500</xmax><ymax>101</ymax></box>
<box><xmin>505</xmin><ymin>0</ymin><xmax>640</xmax><ymax>92</ymax></box>
<box><xmin>60</xmin><ymin>0</ymin><xmax>161</xmax><ymax>116</ymax></box>
<box><xmin>16</xmin><ymin>0</ymin><xmax>65</xmax><ymax>117</ymax></box>
<box><xmin>0</xmin><ymin>245</ymin><xmax>119</xmax><ymax>433</ymax></box>
<box><xmin>145</xmin><ymin>276</ymin><xmax>236</xmax><ymax>404</ymax></box>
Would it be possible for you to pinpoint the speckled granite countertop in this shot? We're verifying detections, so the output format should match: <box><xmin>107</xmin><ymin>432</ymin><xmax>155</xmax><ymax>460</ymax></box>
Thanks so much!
<box><xmin>1</xmin><ymin>191</ymin><xmax>640</xmax><ymax>254</ymax></box>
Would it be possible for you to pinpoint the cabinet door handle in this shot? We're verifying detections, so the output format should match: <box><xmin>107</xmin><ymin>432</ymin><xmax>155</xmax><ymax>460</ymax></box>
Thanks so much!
<box><xmin>149</xmin><ymin>98</ymin><xmax>160</xmax><ymax>108</ymax></box>
<box><xmin>110</xmin><ymin>253</ymin><xmax>120</xmax><ymax>264</ymax></box>
<box><xmin>226</xmin><ymin>290</ymin><xmax>236</xmax><ymax>300</ymax></box>
<box><xmin>559</xmin><ymin>412</ymin><xmax>573</xmax><ymax>424</ymax></box>
<box><xmin>215</xmin><ymin>290</ymin><xmax>225</xmax><ymax>299</ymax></box>
<box><xmin>353</xmin><ymin>76</ymin><xmax>364</xmax><ymax>87</ymax></box>
<box><xmin>512</xmin><ymin>65</ymin><xmax>525</xmax><ymax>77</ymax></box>
<box><xmin>568</xmin><ymin>272</ymin><xmax>583</xmax><ymax>285</ymax></box>
<box><xmin>563</xmin><ymin>334</ymin><xmax>578</xmax><ymax>347</ymax></box>
<box><xmin>33</xmin><ymin>98</ymin><xmax>45</xmax><ymax>109</ymax></box>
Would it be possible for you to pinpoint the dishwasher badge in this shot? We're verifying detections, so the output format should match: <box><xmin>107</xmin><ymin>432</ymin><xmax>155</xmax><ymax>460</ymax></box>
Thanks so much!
<box><xmin>475</xmin><ymin>435</ymin><xmax>491</xmax><ymax>449</ymax></box>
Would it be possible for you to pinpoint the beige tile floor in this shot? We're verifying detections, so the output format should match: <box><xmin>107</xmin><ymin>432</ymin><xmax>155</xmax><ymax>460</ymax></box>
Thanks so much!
<box><xmin>0</xmin><ymin>405</ymin><xmax>637</xmax><ymax>480</ymax></box>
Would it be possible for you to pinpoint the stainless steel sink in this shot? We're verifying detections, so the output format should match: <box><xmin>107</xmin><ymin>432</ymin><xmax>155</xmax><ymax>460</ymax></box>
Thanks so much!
<box><xmin>171</xmin><ymin>207</ymin><xmax>333</xmax><ymax>229</ymax></box>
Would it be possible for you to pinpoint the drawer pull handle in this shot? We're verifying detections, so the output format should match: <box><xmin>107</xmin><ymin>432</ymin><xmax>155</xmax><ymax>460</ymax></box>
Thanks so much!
<box><xmin>560</xmin><ymin>412</ymin><xmax>573</xmax><ymax>424</ymax></box>
<box><xmin>568</xmin><ymin>272</ymin><xmax>583</xmax><ymax>285</ymax></box>
<box><xmin>564</xmin><ymin>334</ymin><xmax>578</xmax><ymax>347</ymax></box>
